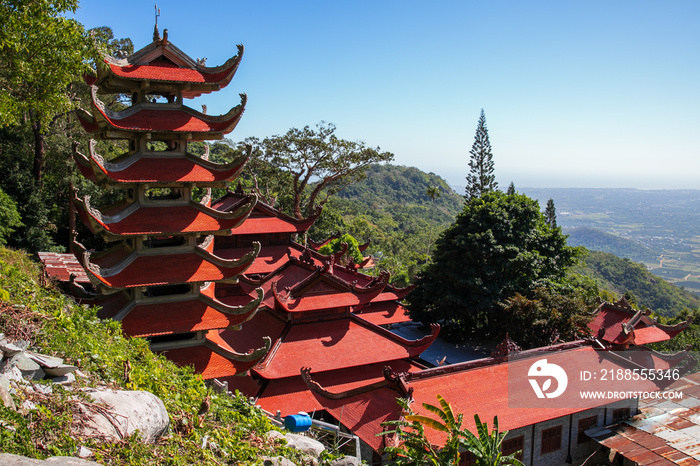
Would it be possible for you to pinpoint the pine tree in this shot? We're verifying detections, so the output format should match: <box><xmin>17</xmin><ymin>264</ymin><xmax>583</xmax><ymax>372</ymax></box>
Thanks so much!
<box><xmin>544</xmin><ymin>198</ymin><xmax>557</xmax><ymax>228</ymax></box>
<box><xmin>465</xmin><ymin>109</ymin><xmax>497</xmax><ymax>199</ymax></box>
<box><xmin>507</xmin><ymin>182</ymin><xmax>515</xmax><ymax>195</ymax></box>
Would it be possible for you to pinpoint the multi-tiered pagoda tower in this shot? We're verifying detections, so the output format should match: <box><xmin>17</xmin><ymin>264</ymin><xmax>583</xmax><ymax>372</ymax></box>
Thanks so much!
<box><xmin>72</xmin><ymin>26</ymin><xmax>269</xmax><ymax>373</ymax></box>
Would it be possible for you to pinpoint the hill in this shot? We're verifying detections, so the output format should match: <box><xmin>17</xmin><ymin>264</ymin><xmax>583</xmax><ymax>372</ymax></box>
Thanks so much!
<box><xmin>311</xmin><ymin>164</ymin><xmax>463</xmax><ymax>285</ymax></box>
<box><xmin>565</xmin><ymin>227</ymin><xmax>659</xmax><ymax>262</ymax></box>
<box><xmin>573</xmin><ymin>250</ymin><xmax>700</xmax><ymax>316</ymax></box>
<box><xmin>335</xmin><ymin>164</ymin><xmax>464</xmax><ymax>223</ymax></box>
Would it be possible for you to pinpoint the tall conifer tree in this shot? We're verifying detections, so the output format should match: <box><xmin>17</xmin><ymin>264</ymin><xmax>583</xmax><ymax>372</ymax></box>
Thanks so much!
<box><xmin>465</xmin><ymin>109</ymin><xmax>497</xmax><ymax>199</ymax></box>
<box><xmin>545</xmin><ymin>198</ymin><xmax>557</xmax><ymax>228</ymax></box>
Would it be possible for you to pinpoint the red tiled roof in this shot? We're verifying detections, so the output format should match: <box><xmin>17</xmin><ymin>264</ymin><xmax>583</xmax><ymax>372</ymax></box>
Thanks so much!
<box><xmin>589</xmin><ymin>303</ymin><xmax>688</xmax><ymax>345</ymax></box>
<box><xmin>38</xmin><ymin>252</ymin><xmax>89</xmax><ymax>283</ymax></box>
<box><xmin>159</xmin><ymin>344</ymin><xmax>259</xmax><ymax>379</ymax></box>
<box><xmin>120</xmin><ymin>295</ymin><xmax>260</xmax><ymax>338</ymax></box>
<box><xmin>77</xmin><ymin>244</ymin><xmax>256</xmax><ymax>288</ymax></box>
<box><xmin>212</xmin><ymin>194</ymin><xmax>318</xmax><ymax>235</ymax></box>
<box><xmin>75</xmin><ymin>199</ymin><xmax>252</xmax><ymax>237</ymax></box>
<box><xmin>72</xmin><ymin>150</ymin><xmax>248</xmax><ymax>185</ymax></box>
<box><xmin>256</xmin><ymin>360</ymin><xmax>421</xmax><ymax>417</ymax></box>
<box><xmin>217</xmin><ymin>246</ymin><xmax>292</xmax><ymax>275</ymax></box>
<box><xmin>214</xmin><ymin>310</ymin><xmax>287</xmax><ymax>355</ymax></box>
<box><xmin>107</xmin><ymin>60</ymin><xmax>235</xmax><ymax>85</ymax></box>
<box><xmin>278</xmin><ymin>290</ymin><xmax>402</xmax><ymax>313</ymax></box>
<box><xmin>320</xmin><ymin>386</ymin><xmax>403</xmax><ymax>451</ymax></box>
<box><xmin>353</xmin><ymin>302</ymin><xmax>412</xmax><ymax>326</ymax></box>
<box><xmin>253</xmin><ymin>319</ymin><xmax>431</xmax><ymax>379</ymax></box>
<box><xmin>92</xmin><ymin>105</ymin><xmax>244</xmax><ymax>134</ymax></box>
<box><xmin>406</xmin><ymin>346</ymin><xmax>665</xmax><ymax>445</ymax></box>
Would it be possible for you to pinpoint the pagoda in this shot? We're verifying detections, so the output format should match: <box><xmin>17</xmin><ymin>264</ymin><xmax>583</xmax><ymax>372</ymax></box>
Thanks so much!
<box><xmin>70</xmin><ymin>25</ymin><xmax>269</xmax><ymax>374</ymax></box>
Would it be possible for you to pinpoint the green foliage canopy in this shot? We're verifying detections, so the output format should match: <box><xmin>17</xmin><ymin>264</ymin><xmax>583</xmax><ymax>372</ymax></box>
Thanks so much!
<box><xmin>408</xmin><ymin>191</ymin><xmax>582</xmax><ymax>341</ymax></box>
<box><xmin>243</xmin><ymin>122</ymin><xmax>394</xmax><ymax>219</ymax></box>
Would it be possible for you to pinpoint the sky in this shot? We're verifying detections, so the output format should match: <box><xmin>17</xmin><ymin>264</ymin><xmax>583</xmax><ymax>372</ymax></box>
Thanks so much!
<box><xmin>71</xmin><ymin>1</ymin><xmax>700</xmax><ymax>189</ymax></box>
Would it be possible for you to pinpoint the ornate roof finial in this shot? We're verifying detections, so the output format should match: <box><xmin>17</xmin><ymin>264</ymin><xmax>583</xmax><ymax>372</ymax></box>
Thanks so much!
<box><xmin>153</xmin><ymin>5</ymin><xmax>161</xmax><ymax>42</ymax></box>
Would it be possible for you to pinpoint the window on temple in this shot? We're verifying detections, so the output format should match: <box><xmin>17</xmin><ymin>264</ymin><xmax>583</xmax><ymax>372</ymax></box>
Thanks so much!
<box><xmin>145</xmin><ymin>283</ymin><xmax>190</xmax><ymax>298</ymax></box>
<box><xmin>145</xmin><ymin>236</ymin><xmax>187</xmax><ymax>248</ymax></box>
<box><xmin>541</xmin><ymin>425</ymin><xmax>562</xmax><ymax>454</ymax></box>
<box><xmin>577</xmin><ymin>415</ymin><xmax>598</xmax><ymax>444</ymax></box>
<box><xmin>612</xmin><ymin>408</ymin><xmax>630</xmax><ymax>423</ymax></box>
<box><xmin>459</xmin><ymin>451</ymin><xmax>476</xmax><ymax>466</ymax></box>
<box><xmin>502</xmin><ymin>435</ymin><xmax>524</xmax><ymax>459</ymax></box>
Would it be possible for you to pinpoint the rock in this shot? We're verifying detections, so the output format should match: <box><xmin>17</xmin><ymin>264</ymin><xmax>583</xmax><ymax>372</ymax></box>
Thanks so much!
<box><xmin>0</xmin><ymin>384</ymin><xmax>15</xmax><ymax>410</ymax></box>
<box><xmin>76</xmin><ymin>445</ymin><xmax>93</xmax><ymax>459</ymax></box>
<box><xmin>45</xmin><ymin>457</ymin><xmax>101</xmax><ymax>465</ymax></box>
<box><xmin>331</xmin><ymin>456</ymin><xmax>361</xmax><ymax>466</ymax></box>
<box><xmin>0</xmin><ymin>373</ymin><xmax>10</xmax><ymax>391</ymax></box>
<box><xmin>27</xmin><ymin>352</ymin><xmax>78</xmax><ymax>377</ymax></box>
<box><xmin>0</xmin><ymin>340</ymin><xmax>27</xmax><ymax>357</ymax></box>
<box><xmin>284</xmin><ymin>432</ymin><xmax>325</xmax><ymax>457</ymax></box>
<box><xmin>262</xmin><ymin>457</ymin><xmax>297</xmax><ymax>466</ymax></box>
<box><xmin>0</xmin><ymin>453</ymin><xmax>41</xmax><ymax>465</ymax></box>
<box><xmin>49</xmin><ymin>373</ymin><xmax>75</xmax><ymax>386</ymax></box>
<box><xmin>75</xmin><ymin>388</ymin><xmax>169</xmax><ymax>443</ymax></box>
<box><xmin>264</xmin><ymin>429</ymin><xmax>286</xmax><ymax>442</ymax></box>
<box><xmin>11</xmin><ymin>353</ymin><xmax>45</xmax><ymax>380</ymax></box>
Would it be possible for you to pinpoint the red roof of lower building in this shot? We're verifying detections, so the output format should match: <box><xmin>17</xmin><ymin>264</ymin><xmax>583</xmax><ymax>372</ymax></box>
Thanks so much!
<box><xmin>38</xmin><ymin>252</ymin><xmax>90</xmax><ymax>283</ymax></box>
<box><xmin>252</xmin><ymin>317</ymin><xmax>436</xmax><ymax>379</ymax></box>
<box><xmin>353</xmin><ymin>301</ymin><xmax>412</xmax><ymax>326</ymax></box>
<box><xmin>159</xmin><ymin>343</ymin><xmax>260</xmax><ymax>379</ymax></box>
<box><xmin>255</xmin><ymin>360</ymin><xmax>422</xmax><ymax>417</ymax></box>
<box><xmin>589</xmin><ymin>301</ymin><xmax>689</xmax><ymax>346</ymax></box>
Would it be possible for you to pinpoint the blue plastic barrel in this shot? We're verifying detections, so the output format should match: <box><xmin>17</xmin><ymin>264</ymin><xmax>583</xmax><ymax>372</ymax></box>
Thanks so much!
<box><xmin>284</xmin><ymin>413</ymin><xmax>312</xmax><ymax>432</ymax></box>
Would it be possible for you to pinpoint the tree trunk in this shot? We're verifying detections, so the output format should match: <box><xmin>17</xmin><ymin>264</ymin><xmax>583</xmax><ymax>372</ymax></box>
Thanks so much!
<box><xmin>31</xmin><ymin>116</ymin><xmax>45</xmax><ymax>188</ymax></box>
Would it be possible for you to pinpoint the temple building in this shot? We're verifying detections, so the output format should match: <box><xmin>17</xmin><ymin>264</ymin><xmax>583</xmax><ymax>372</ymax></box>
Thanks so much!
<box><xmin>68</xmin><ymin>25</ymin><xmax>269</xmax><ymax>374</ymax></box>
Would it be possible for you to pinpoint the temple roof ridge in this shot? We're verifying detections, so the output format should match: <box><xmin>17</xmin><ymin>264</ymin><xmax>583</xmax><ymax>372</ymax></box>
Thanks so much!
<box><xmin>74</xmin><ymin>191</ymin><xmax>256</xmax><ymax>238</ymax></box>
<box><xmin>72</xmin><ymin>238</ymin><xmax>259</xmax><ymax>289</ymax></box>
<box><xmin>72</xmin><ymin>140</ymin><xmax>250</xmax><ymax>186</ymax></box>
<box><xmin>77</xmin><ymin>86</ymin><xmax>246</xmax><ymax>139</ymax></box>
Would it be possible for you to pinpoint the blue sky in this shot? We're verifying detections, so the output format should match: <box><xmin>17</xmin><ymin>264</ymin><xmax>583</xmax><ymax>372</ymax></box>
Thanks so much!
<box><xmin>71</xmin><ymin>1</ymin><xmax>699</xmax><ymax>189</ymax></box>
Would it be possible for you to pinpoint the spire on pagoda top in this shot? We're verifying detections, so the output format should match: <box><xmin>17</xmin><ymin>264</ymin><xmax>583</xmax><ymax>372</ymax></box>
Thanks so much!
<box><xmin>85</xmin><ymin>13</ymin><xmax>244</xmax><ymax>99</ymax></box>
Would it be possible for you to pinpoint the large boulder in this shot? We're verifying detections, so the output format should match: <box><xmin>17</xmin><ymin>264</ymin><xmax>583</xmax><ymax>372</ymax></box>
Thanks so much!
<box><xmin>74</xmin><ymin>388</ymin><xmax>169</xmax><ymax>443</ymax></box>
<box><xmin>0</xmin><ymin>454</ymin><xmax>100</xmax><ymax>465</ymax></box>
<box><xmin>283</xmin><ymin>432</ymin><xmax>325</xmax><ymax>457</ymax></box>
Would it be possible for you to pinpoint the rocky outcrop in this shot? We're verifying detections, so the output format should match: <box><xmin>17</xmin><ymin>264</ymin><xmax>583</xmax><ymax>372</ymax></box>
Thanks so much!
<box><xmin>74</xmin><ymin>388</ymin><xmax>169</xmax><ymax>443</ymax></box>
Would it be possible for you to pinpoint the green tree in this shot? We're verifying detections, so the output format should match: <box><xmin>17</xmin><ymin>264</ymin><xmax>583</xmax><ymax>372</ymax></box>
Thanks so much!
<box><xmin>0</xmin><ymin>0</ymin><xmax>97</xmax><ymax>187</ymax></box>
<box><xmin>544</xmin><ymin>198</ymin><xmax>557</xmax><ymax>228</ymax></box>
<box><xmin>465</xmin><ymin>109</ymin><xmax>497</xmax><ymax>200</ymax></box>
<box><xmin>408</xmin><ymin>191</ymin><xmax>581</xmax><ymax>341</ymax></box>
<box><xmin>243</xmin><ymin>122</ymin><xmax>394</xmax><ymax>219</ymax></box>
<box><xmin>426</xmin><ymin>186</ymin><xmax>442</xmax><ymax>262</ymax></box>
<box><xmin>383</xmin><ymin>395</ymin><xmax>523</xmax><ymax>466</ymax></box>
<box><xmin>506</xmin><ymin>182</ymin><xmax>515</xmax><ymax>195</ymax></box>
<box><xmin>318</xmin><ymin>233</ymin><xmax>364</xmax><ymax>265</ymax></box>
<box><xmin>0</xmin><ymin>187</ymin><xmax>22</xmax><ymax>246</ymax></box>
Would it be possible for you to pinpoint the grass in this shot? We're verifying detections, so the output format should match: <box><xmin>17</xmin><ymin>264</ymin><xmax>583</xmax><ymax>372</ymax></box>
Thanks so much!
<box><xmin>0</xmin><ymin>247</ymin><xmax>313</xmax><ymax>465</ymax></box>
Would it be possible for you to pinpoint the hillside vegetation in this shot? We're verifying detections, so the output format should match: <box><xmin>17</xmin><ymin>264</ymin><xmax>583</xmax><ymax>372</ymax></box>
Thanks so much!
<box><xmin>0</xmin><ymin>248</ymin><xmax>311</xmax><ymax>464</ymax></box>
<box><xmin>573</xmin><ymin>250</ymin><xmax>700</xmax><ymax>316</ymax></box>
<box><xmin>310</xmin><ymin>164</ymin><xmax>463</xmax><ymax>285</ymax></box>
<box><xmin>566</xmin><ymin>227</ymin><xmax>659</xmax><ymax>262</ymax></box>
